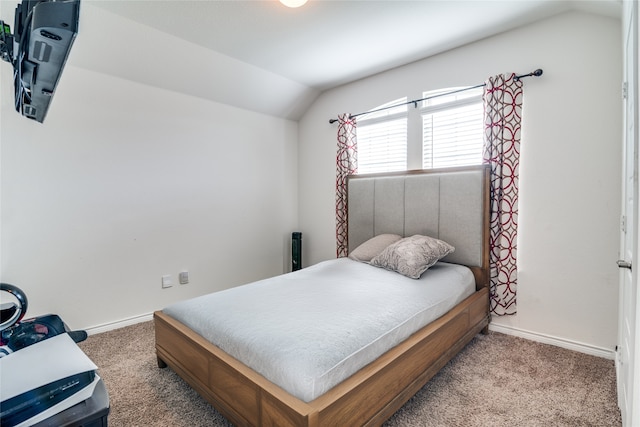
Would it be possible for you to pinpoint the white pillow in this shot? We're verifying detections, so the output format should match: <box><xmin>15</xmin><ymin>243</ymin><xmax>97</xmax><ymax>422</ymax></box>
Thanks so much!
<box><xmin>370</xmin><ymin>235</ymin><xmax>454</xmax><ymax>279</ymax></box>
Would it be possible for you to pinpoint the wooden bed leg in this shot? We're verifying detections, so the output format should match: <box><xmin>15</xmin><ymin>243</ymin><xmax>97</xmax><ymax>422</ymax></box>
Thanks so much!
<box><xmin>157</xmin><ymin>356</ymin><xmax>168</xmax><ymax>368</ymax></box>
<box><xmin>480</xmin><ymin>314</ymin><xmax>491</xmax><ymax>335</ymax></box>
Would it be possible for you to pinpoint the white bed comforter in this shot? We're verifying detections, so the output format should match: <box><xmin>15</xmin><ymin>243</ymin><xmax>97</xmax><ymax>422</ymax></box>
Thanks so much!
<box><xmin>163</xmin><ymin>258</ymin><xmax>474</xmax><ymax>402</ymax></box>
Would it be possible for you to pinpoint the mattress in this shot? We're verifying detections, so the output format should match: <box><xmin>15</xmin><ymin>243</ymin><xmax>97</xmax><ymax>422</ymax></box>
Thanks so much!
<box><xmin>163</xmin><ymin>258</ymin><xmax>475</xmax><ymax>402</ymax></box>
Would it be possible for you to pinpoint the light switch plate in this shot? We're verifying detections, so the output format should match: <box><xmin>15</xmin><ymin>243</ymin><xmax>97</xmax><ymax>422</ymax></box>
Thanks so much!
<box><xmin>162</xmin><ymin>275</ymin><xmax>172</xmax><ymax>288</ymax></box>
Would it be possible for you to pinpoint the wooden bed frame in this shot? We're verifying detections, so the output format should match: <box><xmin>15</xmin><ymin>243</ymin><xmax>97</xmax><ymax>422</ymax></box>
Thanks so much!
<box><xmin>154</xmin><ymin>165</ymin><xmax>491</xmax><ymax>426</ymax></box>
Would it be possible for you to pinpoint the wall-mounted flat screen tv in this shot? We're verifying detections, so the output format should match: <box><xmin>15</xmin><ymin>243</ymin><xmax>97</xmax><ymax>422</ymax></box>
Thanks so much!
<box><xmin>0</xmin><ymin>0</ymin><xmax>80</xmax><ymax>123</ymax></box>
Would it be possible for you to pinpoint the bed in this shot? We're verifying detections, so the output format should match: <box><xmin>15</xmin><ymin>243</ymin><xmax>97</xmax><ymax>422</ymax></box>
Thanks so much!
<box><xmin>154</xmin><ymin>164</ymin><xmax>491</xmax><ymax>426</ymax></box>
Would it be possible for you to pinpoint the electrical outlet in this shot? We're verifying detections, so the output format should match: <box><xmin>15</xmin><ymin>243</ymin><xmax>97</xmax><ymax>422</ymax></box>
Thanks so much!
<box><xmin>161</xmin><ymin>275</ymin><xmax>172</xmax><ymax>289</ymax></box>
<box><xmin>179</xmin><ymin>271</ymin><xmax>189</xmax><ymax>285</ymax></box>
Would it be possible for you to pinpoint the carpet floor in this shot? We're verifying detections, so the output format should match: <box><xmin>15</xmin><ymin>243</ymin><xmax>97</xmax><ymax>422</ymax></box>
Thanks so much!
<box><xmin>78</xmin><ymin>321</ymin><xmax>621</xmax><ymax>426</ymax></box>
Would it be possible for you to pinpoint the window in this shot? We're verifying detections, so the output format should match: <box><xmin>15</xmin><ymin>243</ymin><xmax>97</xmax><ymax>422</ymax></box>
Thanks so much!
<box><xmin>355</xmin><ymin>98</ymin><xmax>407</xmax><ymax>174</ymax></box>
<box><xmin>356</xmin><ymin>87</ymin><xmax>484</xmax><ymax>174</ymax></box>
<box><xmin>422</xmin><ymin>87</ymin><xmax>484</xmax><ymax>169</ymax></box>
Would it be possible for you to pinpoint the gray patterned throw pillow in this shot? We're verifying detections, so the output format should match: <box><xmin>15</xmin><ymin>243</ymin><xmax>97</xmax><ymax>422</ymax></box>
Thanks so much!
<box><xmin>370</xmin><ymin>235</ymin><xmax>455</xmax><ymax>279</ymax></box>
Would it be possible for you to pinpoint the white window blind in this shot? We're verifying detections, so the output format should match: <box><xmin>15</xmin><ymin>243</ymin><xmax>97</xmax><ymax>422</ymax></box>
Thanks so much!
<box><xmin>356</xmin><ymin>98</ymin><xmax>407</xmax><ymax>174</ymax></box>
<box><xmin>422</xmin><ymin>100</ymin><xmax>484</xmax><ymax>169</ymax></box>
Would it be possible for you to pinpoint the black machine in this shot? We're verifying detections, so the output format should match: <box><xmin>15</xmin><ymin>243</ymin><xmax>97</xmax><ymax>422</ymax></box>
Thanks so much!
<box><xmin>0</xmin><ymin>283</ymin><xmax>87</xmax><ymax>356</ymax></box>
<box><xmin>292</xmin><ymin>231</ymin><xmax>302</xmax><ymax>271</ymax></box>
<box><xmin>0</xmin><ymin>0</ymin><xmax>80</xmax><ymax>123</ymax></box>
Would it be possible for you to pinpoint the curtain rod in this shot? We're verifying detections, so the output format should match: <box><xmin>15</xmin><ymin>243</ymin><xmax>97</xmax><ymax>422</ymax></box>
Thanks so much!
<box><xmin>328</xmin><ymin>68</ymin><xmax>543</xmax><ymax>124</ymax></box>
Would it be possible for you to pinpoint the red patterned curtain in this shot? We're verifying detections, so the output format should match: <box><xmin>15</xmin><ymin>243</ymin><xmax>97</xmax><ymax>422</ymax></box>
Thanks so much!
<box><xmin>482</xmin><ymin>73</ymin><xmax>522</xmax><ymax>316</ymax></box>
<box><xmin>336</xmin><ymin>114</ymin><xmax>358</xmax><ymax>258</ymax></box>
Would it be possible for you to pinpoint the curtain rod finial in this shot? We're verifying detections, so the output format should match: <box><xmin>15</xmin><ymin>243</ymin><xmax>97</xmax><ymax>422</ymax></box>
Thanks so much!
<box><xmin>515</xmin><ymin>68</ymin><xmax>543</xmax><ymax>81</ymax></box>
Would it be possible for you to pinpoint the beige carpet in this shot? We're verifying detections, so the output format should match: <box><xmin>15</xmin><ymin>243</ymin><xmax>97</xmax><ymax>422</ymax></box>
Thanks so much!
<box><xmin>78</xmin><ymin>321</ymin><xmax>621</xmax><ymax>427</ymax></box>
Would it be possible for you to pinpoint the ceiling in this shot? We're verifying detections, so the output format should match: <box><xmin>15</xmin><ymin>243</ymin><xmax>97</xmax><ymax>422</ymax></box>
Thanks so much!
<box><xmin>91</xmin><ymin>0</ymin><xmax>621</xmax><ymax>91</ymax></box>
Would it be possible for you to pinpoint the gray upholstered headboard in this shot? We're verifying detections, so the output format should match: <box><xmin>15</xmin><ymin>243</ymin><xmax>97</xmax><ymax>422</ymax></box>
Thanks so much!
<box><xmin>347</xmin><ymin>165</ymin><xmax>490</xmax><ymax>274</ymax></box>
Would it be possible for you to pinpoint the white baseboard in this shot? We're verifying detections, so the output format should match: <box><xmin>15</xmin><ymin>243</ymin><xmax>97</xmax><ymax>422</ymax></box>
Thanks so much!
<box><xmin>489</xmin><ymin>323</ymin><xmax>616</xmax><ymax>360</ymax></box>
<box><xmin>84</xmin><ymin>312</ymin><xmax>153</xmax><ymax>336</ymax></box>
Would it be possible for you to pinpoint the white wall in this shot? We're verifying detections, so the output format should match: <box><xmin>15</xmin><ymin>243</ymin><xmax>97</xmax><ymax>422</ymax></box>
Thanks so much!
<box><xmin>0</xmin><ymin>23</ymin><xmax>298</xmax><ymax>330</ymax></box>
<box><xmin>298</xmin><ymin>11</ymin><xmax>622</xmax><ymax>352</ymax></box>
